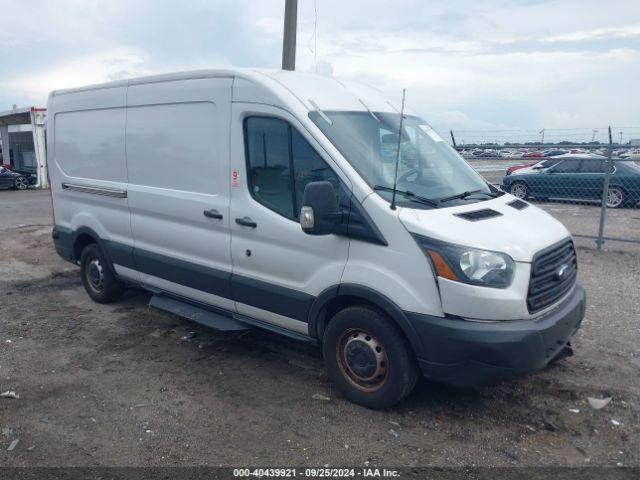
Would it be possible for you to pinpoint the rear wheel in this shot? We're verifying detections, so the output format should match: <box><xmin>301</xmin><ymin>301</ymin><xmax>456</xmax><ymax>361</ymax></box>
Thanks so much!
<box><xmin>322</xmin><ymin>306</ymin><xmax>419</xmax><ymax>409</ymax></box>
<box><xmin>509</xmin><ymin>181</ymin><xmax>528</xmax><ymax>199</ymax></box>
<box><xmin>80</xmin><ymin>243</ymin><xmax>124</xmax><ymax>303</ymax></box>
<box><xmin>14</xmin><ymin>176</ymin><xmax>28</xmax><ymax>190</ymax></box>
<box><xmin>606</xmin><ymin>186</ymin><xmax>625</xmax><ymax>208</ymax></box>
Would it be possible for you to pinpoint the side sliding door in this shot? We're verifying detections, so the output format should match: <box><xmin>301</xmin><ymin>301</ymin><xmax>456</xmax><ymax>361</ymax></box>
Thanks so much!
<box><xmin>123</xmin><ymin>78</ymin><xmax>235</xmax><ymax>310</ymax></box>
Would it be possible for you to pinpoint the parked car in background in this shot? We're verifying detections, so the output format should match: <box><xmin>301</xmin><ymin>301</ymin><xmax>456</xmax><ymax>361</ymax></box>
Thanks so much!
<box><xmin>501</xmin><ymin>150</ymin><xmax>523</xmax><ymax>158</ymax></box>
<box><xmin>505</xmin><ymin>157</ymin><xmax>564</xmax><ymax>176</ymax></box>
<box><xmin>502</xmin><ymin>157</ymin><xmax>640</xmax><ymax>208</ymax></box>
<box><xmin>523</xmin><ymin>151</ymin><xmax>543</xmax><ymax>158</ymax></box>
<box><xmin>620</xmin><ymin>150</ymin><xmax>640</xmax><ymax>160</ymax></box>
<box><xmin>543</xmin><ymin>150</ymin><xmax>566</xmax><ymax>157</ymax></box>
<box><xmin>0</xmin><ymin>166</ymin><xmax>29</xmax><ymax>190</ymax></box>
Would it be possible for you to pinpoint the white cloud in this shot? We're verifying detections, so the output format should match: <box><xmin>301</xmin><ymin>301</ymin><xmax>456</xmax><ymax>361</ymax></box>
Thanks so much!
<box><xmin>1</xmin><ymin>0</ymin><xmax>639</xmax><ymax>137</ymax></box>
<box><xmin>0</xmin><ymin>48</ymin><xmax>148</xmax><ymax>103</ymax></box>
<box><xmin>541</xmin><ymin>24</ymin><xmax>640</xmax><ymax>43</ymax></box>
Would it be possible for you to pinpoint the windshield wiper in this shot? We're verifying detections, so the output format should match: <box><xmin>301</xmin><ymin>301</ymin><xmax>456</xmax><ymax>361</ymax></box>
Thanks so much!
<box><xmin>373</xmin><ymin>185</ymin><xmax>439</xmax><ymax>208</ymax></box>
<box><xmin>437</xmin><ymin>189</ymin><xmax>488</xmax><ymax>203</ymax></box>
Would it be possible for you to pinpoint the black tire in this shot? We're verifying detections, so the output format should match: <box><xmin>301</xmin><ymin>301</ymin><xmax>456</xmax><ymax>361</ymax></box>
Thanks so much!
<box><xmin>13</xmin><ymin>176</ymin><xmax>28</xmax><ymax>190</ymax></box>
<box><xmin>322</xmin><ymin>306</ymin><xmax>419</xmax><ymax>409</ymax></box>
<box><xmin>509</xmin><ymin>181</ymin><xmax>528</xmax><ymax>200</ymax></box>
<box><xmin>80</xmin><ymin>243</ymin><xmax>124</xmax><ymax>303</ymax></box>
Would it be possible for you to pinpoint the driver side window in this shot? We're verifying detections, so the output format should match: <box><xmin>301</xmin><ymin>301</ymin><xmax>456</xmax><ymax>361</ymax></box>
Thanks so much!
<box><xmin>244</xmin><ymin>116</ymin><xmax>341</xmax><ymax>221</ymax></box>
<box><xmin>551</xmin><ymin>160</ymin><xmax>580</xmax><ymax>174</ymax></box>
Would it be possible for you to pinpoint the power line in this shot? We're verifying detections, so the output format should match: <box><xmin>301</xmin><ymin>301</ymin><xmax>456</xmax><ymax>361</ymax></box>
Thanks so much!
<box><xmin>306</xmin><ymin>0</ymin><xmax>318</xmax><ymax>72</ymax></box>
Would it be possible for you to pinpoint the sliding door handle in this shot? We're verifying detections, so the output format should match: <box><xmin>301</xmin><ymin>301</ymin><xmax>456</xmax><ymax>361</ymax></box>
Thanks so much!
<box><xmin>203</xmin><ymin>209</ymin><xmax>223</xmax><ymax>219</ymax></box>
<box><xmin>235</xmin><ymin>217</ymin><xmax>257</xmax><ymax>228</ymax></box>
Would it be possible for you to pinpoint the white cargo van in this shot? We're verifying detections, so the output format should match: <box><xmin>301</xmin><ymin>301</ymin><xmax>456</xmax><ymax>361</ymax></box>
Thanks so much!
<box><xmin>48</xmin><ymin>69</ymin><xmax>585</xmax><ymax>408</ymax></box>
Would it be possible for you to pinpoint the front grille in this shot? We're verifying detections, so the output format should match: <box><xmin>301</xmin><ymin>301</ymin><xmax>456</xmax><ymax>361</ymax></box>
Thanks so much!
<box><xmin>528</xmin><ymin>238</ymin><xmax>577</xmax><ymax>313</ymax></box>
<box><xmin>455</xmin><ymin>209</ymin><xmax>502</xmax><ymax>221</ymax></box>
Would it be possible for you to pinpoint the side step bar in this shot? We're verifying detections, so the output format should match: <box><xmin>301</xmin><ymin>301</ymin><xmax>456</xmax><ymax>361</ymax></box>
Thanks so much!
<box><xmin>149</xmin><ymin>294</ymin><xmax>250</xmax><ymax>331</ymax></box>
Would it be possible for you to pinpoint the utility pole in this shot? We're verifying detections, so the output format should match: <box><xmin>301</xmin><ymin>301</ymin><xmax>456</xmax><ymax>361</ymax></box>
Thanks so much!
<box><xmin>282</xmin><ymin>0</ymin><xmax>298</xmax><ymax>70</ymax></box>
<box><xmin>539</xmin><ymin>128</ymin><xmax>545</xmax><ymax>145</ymax></box>
<box><xmin>591</xmin><ymin>129</ymin><xmax>598</xmax><ymax>142</ymax></box>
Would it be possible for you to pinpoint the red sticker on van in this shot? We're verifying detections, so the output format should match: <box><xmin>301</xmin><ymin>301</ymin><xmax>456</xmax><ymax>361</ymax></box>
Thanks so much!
<box><xmin>231</xmin><ymin>170</ymin><xmax>240</xmax><ymax>188</ymax></box>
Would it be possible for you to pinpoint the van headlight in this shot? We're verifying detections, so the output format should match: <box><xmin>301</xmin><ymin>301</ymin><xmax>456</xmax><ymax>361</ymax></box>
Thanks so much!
<box><xmin>412</xmin><ymin>234</ymin><xmax>515</xmax><ymax>288</ymax></box>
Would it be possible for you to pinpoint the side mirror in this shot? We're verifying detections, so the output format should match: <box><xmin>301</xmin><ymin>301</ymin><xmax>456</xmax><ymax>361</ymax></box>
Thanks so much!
<box><xmin>300</xmin><ymin>181</ymin><xmax>341</xmax><ymax>235</ymax></box>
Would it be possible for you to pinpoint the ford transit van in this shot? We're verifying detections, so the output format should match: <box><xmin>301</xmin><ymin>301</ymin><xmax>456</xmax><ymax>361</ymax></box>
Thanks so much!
<box><xmin>48</xmin><ymin>69</ymin><xmax>585</xmax><ymax>408</ymax></box>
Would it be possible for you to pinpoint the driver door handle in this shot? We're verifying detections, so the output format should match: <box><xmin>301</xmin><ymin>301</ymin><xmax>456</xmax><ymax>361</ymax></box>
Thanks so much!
<box><xmin>235</xmin><ymin>217</ymin><xmax>257</xmax><ymax>228</ymax></box>
<box><xmin>203</xmin><ymin>209</ymin><xmax>223</xmax><ymax>219</ymax></box>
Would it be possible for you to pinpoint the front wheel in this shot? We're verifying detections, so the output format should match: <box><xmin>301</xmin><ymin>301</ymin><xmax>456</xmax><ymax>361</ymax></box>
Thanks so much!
<box><xmin>605</xmin><ymin>186</ymin><xmax>625</xmax><ymax>208</ymax></box>
<box><xmin>80</xmin><ymin>243</ymin><xmax>124</xmax><ymax>303</ymax></box>
<box><xmin>14</xmin><ymin>176</ymin><xmax>28</xmax><ymax>190</ymax></box>
<box><xmin>322</xmin><ymin>306</ymin><xmax>419</xmax><ymax>409</ymax></box>
<box><xmin>509</xmin><ymin>181</ymin><xmax>528</xmax><ymax>199</ymax></box>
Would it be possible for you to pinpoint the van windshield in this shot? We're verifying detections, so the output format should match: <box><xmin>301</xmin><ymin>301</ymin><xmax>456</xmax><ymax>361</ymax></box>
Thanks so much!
<box><xmin>309</xmin><ymin>111</ymin><xmax>491</xmax><ymax>206</ymax></box>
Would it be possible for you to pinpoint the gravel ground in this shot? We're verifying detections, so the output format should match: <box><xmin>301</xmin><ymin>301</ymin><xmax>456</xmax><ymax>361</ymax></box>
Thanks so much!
<box><xmin>0</xmin><ymin>190</ymin><xmax>639</xmax><ymax>467</ymax></box>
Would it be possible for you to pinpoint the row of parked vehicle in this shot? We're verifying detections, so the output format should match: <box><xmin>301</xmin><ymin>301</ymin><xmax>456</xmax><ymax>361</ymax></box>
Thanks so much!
<box><xmin>461</xmin><ymin>148</ymin><xmax>640</xmax><ymax>159</ymax></box>
<box><xmin>501</xmin><ymin>153</ymin><xmax>640</xmax><ymax>208</ymax></box>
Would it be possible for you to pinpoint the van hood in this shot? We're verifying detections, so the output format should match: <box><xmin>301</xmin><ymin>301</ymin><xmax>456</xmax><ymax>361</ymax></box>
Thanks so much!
<box><xmin>398</xmin><ymin>195</ymin><xmax>570</xmax><ymax>262</ymax></box>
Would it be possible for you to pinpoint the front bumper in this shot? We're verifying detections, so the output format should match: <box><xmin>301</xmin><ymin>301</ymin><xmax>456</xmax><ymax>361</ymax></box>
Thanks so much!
<box><xmin>406</xmin><ymin>284</ymin><xmax>585</xmax><ymax>387</ymax></box>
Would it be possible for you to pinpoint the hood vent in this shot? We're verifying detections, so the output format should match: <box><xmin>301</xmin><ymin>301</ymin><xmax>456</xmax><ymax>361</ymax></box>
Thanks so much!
<box><xmin>507</xmin><ymin>199</ymin><xmax>529</xmax><ymax>210</ymax></box>
<box><xmin>455</xmin><ymin>209</ymin><xmax>503</xmax><ymax>222</ymax></box>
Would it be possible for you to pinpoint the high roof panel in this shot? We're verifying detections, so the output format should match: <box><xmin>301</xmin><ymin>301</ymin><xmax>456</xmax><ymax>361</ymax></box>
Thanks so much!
<box><xmin>49</xmin><ymin>68</ymin><xmax>398</xmax><ymax>115</ymax></box>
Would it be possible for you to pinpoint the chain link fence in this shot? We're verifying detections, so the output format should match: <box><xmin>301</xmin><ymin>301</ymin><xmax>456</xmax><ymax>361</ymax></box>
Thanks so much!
<box><xmin>445</xmin><ymin>126</ymin><xmax>640</xmax><ymax>250</ymax></box>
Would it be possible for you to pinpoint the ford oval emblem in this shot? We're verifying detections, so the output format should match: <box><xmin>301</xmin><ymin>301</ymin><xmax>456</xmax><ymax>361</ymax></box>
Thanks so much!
<box><xmin>555</xmin><ymin>264</ymin><xmax>570</xmax><ymax>281</ymax></box>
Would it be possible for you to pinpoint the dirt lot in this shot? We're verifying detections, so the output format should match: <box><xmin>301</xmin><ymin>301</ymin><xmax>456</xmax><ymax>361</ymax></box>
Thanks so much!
<box><xmin>1</xmin><ymin>190</ymin><xmax>639</xmax><ymax>467</ymax></box>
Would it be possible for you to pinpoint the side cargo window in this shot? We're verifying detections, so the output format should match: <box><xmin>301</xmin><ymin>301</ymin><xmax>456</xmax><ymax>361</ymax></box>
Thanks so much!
<box><xmin>245</xmin><ymin>116</ymin><xmax>342</xmax><ymax>220</ymax></box>
<box><xmin>579</xmin><ymin>159</ymin><xmax>605</xmax><ymax>174</ymax></box>
<box><xmin>552</xmin><ymin>160</ymin><xmax>580</xmax><ymax>174</ymax></box>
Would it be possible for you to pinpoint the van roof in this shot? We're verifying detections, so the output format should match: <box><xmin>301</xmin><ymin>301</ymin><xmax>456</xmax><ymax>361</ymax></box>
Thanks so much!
<box><xmin>49</xmin><ymin>68</ymin><xmax>399</xmax><ymax>115</ymax></box>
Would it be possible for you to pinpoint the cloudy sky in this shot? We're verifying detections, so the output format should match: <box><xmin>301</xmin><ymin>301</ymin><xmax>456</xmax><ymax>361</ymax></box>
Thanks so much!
<box><xmin>1</xmin><ymin>0</ymin><xmax>639</xmax><ymax>142</ymax></box>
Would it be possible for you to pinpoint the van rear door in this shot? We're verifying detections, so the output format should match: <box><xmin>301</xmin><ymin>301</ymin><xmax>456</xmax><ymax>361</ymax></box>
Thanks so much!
<box><xmin>125</xmin><ymin>78</ymin><xmax>235</xmax><ymax>310</ymax></box>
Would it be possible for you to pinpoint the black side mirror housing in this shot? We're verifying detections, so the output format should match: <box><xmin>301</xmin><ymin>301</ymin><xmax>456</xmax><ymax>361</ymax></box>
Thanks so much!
<box><xmin>300</xmin><ymin>181</ymin><xmax>341</xmax><ymax>235</ymax></box>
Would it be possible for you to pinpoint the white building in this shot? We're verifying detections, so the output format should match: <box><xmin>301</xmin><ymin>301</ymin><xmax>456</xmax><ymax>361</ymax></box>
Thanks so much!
<box><xmin>0</xmin><ymin>106</ymin><xmax>48</xmax><ymax>188</ymax></box>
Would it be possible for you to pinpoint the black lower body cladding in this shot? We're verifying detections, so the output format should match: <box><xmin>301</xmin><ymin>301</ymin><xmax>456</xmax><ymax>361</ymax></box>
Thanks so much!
<box><xmin>51</xmin><ymin>226</ymin><xmax>314</xmax><ymax>323</ymax></box>
<box><xmin>409</xmin><ymin>284</ymin><xmax>585</xmax><ymax>387</ymax></box>
<box><xmin>51</xmin><ymin>226</ymin><xmax>74</xmax><ymax>262</ymax></box>
<box><xmin>53</xmin><ymin>224</ymin><xmax>586</xmax><ymax>390</ymax></box>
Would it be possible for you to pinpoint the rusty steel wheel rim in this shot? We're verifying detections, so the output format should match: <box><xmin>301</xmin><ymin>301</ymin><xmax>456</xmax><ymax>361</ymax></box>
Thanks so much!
<box><xmin>336</xmin><ymin>329</ymin><xmax>389</xmax><ymax>392</ymax></box>
<box><xmin>86</xmin><ymin>257</ymin><xmax>105</xmax><ymax>294</ymax></box>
